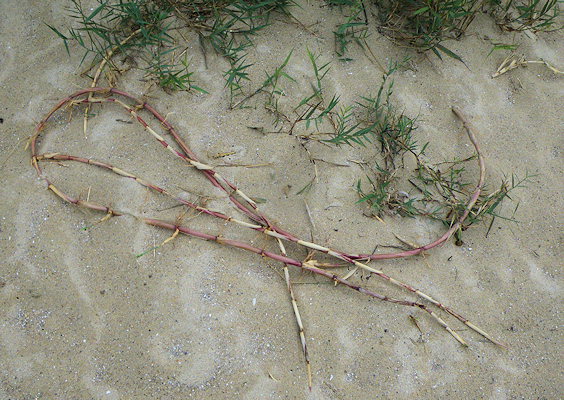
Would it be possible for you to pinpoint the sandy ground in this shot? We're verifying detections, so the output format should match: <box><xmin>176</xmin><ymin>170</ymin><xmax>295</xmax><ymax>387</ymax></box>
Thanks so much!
<box><xmin>1</xmin><ymin>1</ymin><xmax>562</xmax><ymax>399</ymax></box>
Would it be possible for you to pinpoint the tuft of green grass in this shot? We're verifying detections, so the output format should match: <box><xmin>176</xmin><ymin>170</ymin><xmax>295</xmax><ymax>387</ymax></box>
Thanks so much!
<box><xmin>328</xmin><ymin>105</ymin><xmax>377</xmax><ymax>146</ymax></box>
<box><xmin>57</xmin><ymin>0</ymin><xmax>173</xmax><ymax>64</ymax></box>
<box><xmin>376</xmin><ymin>0</ymin><xmax>481</xmax><ymax>61</ymax></box>
<box><xmin>262</xmin><ymin>50</ymin><xmax>296</xmax><ymax>103</ymax></box>
<box><xmin>491</xmin><ymin>0</ymin><xmax>560</xmax><ymax>32</ymax></box>
<box><xmin>223</xmin><ymin>50</ymin><xmax>254</xmax><ymax>105</ymax></box>
<box><xmin>328</xmin><ymin>58</ymin><xmax>414</xmax><ymax>152</ymax></box>
<box><xmin>318</xmin><ymin>57</ymin><xmax>531</xmax><ymax>238</ymax></box>
<box><xmin>230</xmin><ymin>49</ymin><xmax>296</xmax><ymax>113</ymax></box>
<box><xmin>327</xmin><ymin>0</ymin><xmax>370</xmax><ymax>59</ymax></box>
<box><xmin>147</xmin><ymin>51</ymin><xmax>209</xmax><ymax>93</ymax></box>
<box><xmin>288</xmin><ymin>49</ymin><xmax>337</xmax><ymax>131</ymax></box>
<box><xmin>356</xmin><ymin>133</ymin><xmax>533</xmax><ymax>237</ymax></box>
<box><xmin>376</xmin><ymin>0</ymin><xmax>560</xmax><ymax>60</ymax></box>
<box><xmin>48</xmin><ymin>0</ymin><xmax>295</xmax><ymax>95</ymax></box>
<box><xmin>199</xmin><ymin>0</ymin><xmax>295</xmax><ymax>105</ymax></box>
<box><xmin>46</xmin><ymin>0</ymin><xmax>195</xmax><ymax>90</ymax></box>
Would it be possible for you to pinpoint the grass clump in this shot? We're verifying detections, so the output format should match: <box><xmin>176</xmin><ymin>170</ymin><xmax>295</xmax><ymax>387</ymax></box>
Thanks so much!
<box><xmin>48</xmin><ymin>0</ymin><xmax>294</xmax><ymax>95</ymax></box>
<box><xmin>491</xmin><ymin>0</ymin><xmax>561</xmax><ymax>32</ymax></box>
<box><xmin>375</xmin><ymin>0</ymin><xmax>560</xmax><ymax>60</ymax></box>
<box><xmin>47</xmin><ymin>0</ymin><xmax>208</xmax><ymax>92</ymax></box>
<box><xmin>195</xmin><ymin>0</ymin><xmax>294</xmax><ymax>105</ymax></box>
<box><xmin>246</xmin><ymin>52</ymin><xmax>530</xmax><ymax>240</ymax></box>
<box><xmin>326</xmin><ymin>0</ymin><xmax>370</xmax><ymax>59</ymax></box>
<box><xmin>375</xmin><ymin>0</ymin><xmax>483</xmax><ymax>60</ymax></box>
<box><xmin>331</xmin><ymin>61</ymin><xmax>532</xmax><ymax>240</ymax></box>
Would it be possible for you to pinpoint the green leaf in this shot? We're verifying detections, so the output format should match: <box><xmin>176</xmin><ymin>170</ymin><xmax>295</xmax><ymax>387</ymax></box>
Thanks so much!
<box><xmin>413</xmin><ymin>6</ymin><xmax>430</xmax><ymax>16</ymax></box>
<box><xmin>85</xmin><ymin>2</ymin><xmax>107</xmax><ymax>22</ymax></box>
<box><xmin>435</xmin><ymin>44</ymin><xmax>464</xmax><ymax>63</ymax></box>
<box><xmin>191</xmin><ymin>85</ymin><xmax>209</xmax><ymax>94</ymax></box>
<box><xmin>45</xmin><ymin>23</ymin><xmax>70</xmax><ymax>55</ymax></box>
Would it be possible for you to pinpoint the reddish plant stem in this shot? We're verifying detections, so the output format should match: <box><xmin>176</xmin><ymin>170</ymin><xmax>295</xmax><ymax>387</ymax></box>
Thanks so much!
<box><xmin>45</xmin><ymin>178</ymin><xmax>121</xmax><ymax>216</ymax></box>
<box><xmin>143</xmin><ymin>217</ymin><xmax>467</xmax><ymax>345</ymax></box>
<box><xmin>36</xmin><ymin>151</ymin><xmax>502</xmax><ymax>346</ymax></box>
<box><xmin>33</xmin><ymin>89</ymin><xmax>484</xmax><ymax>263</ymax></box>
<box><xmin>30</xmin><ymin>88</ymin><xmax>502</xmax><ymax>347</ymax></box>
<box><xmin>35</xmin><ymin>153</ymin><xmax>259</xmax><ymax>225</ymax></box>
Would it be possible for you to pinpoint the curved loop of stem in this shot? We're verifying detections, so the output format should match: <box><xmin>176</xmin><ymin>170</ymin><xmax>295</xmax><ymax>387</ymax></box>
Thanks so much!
<box><xmin>32</xmin><ymin>88</ymin><xmax>486</xmax><ymax>261</ymax></box>
<box><xmin>30</xmin><ymin>88</ymin><xmax>503</xmax><ymax>348</ymax></box>
<box><xmin>32</xmin><ymin>151</ymin><xmax>470</xmax><ymax>347</ymax></box>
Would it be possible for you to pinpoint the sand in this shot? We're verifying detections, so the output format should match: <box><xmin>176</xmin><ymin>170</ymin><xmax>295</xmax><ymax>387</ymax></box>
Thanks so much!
<box><xmin>0</xmin><ymin>1</ymin><xmax>562</xmax><ymax>398</ymax></box>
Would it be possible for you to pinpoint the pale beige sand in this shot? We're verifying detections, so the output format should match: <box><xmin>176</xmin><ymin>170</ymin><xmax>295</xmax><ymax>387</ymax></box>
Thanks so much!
<box><xmin>1</xmin><ymin>1</ymin><xmax>562</xmax><ymax>399</ymax></box>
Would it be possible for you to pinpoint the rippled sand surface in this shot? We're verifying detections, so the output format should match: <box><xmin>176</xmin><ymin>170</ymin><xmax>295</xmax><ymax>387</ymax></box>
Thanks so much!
<box><xmin>1</xmin><ymin>1</ymin><xmax>562</xmax><ymax>398</ymax></box>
